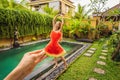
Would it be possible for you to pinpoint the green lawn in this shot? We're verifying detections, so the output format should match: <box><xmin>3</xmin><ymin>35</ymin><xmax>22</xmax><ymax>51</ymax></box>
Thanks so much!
<box><xmin>57</xmin><ymin>39</ymin><xmax>120</xmax><ymax>80</ymax></box>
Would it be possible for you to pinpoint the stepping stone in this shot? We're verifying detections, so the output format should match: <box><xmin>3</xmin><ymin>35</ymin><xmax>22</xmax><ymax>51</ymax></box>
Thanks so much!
<box><xmin>84</xmin><ymin>53</ymin><xmax>92</xmax><ymax>57</ymax></box>
<box><xmin>99</xmin><ymin>56</ymin><xmax>106</xmax><ymax>60</ymax></box>
<box><xmin>89</xmin><ymin>77</ymin><xmax>97</xmax><ymax>80</ymax></box>
<box><xmin>97</xmin><ymin>61</ymin><xmax>106</xmax><ymax>65</ymax></box>
<box><xmin>94</xmin><ymin>68</ymin><xmax>105</xmax><ymax>74</ymax></box>
<box><xmin>101</xmin><ymin>53</ymin><xmax>107</xmax><ymax>56</ymax></box>
<box><xmin>104</xmin><ymin>48</ymin><xmax>108</xmax><ymax>50</ymax></box>
<box><xmin>87</xmin><ymin>50</ymin><xmax>94</xmax><ymax>54</ymax></box>
<box><xmin>102</xmin><ymin>50</ymin><xmax>108</xmax><ymax>53</ymax></box>
<box><xmin>90</xmin><ymin>48</ymin><xmax>97</xmax><ymax>51</ymax></box>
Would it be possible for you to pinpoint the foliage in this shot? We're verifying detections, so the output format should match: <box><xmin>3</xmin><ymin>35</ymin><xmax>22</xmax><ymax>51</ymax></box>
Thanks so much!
<box><xmin>43</xmin><ymin>5</ymin><xmax>59</xmax><ymax>16</ymax></box>
<box><xmin>107</xmin><ymin>31</ymin><xmax>120</xmax><ymax>48</ymax></box>
<box><xmin>97</xmin><ymin>22</ymin><xmax>108</xmax><ymax>30</ymax></box>
<box><xmin>0</xmin><ymin>8</ymin><xmax>53</xmax><ymax>39</ymax></box>
<box><xmin>63</xmin><ymin>18</ymin><xmax>95</xmax><ymax>39</ymax></box>
<box><xmin>70</xmin><ymin>20</ymin><xmax>81</xmax><ymax>34</ymax></box>
<box><xmin>62</xmin><ymin>18</ymin><xmax>72</xmax><ymax>37</ymax></box>
<box><xmin>80</xmin><ymin>23</ymin><xmax>90</xmax><ymax>35</ymax></box>
<box><xmin>96</xmin><ymin>22</ymin><xmax>109</xmax><ymax>36</ymax></box>
<box><xmin>107</xmin><ymin>8</ymin><xmax>120</xmax><ymax>30</ymax></box>
<box><xmin>74</xmin><ymin>4</ymin><xmax>91</xmax><ymax>20</ymax></box>
<box><xmin>67</xmin><ymin>8</ymin><xmax>73</xmax><ymax>17</ymax></box>
<box><xmin>89</xmin><ymin>0</ymin><xmax>108</xmax><ymax>39</ymax></box>
<box><xmin>0</xmin><ymin>0</ymin><xmax>28</xmax><ymax>10</ymax></box>
<box><xmin>89</xmin><ymin>0</ymin><xmax>108</xmax><ymax>13</ymax></box>
<box><xmin>108</xmin><ymin>8</ymin><xmax>120</xmax><ymax>17</ymax></box>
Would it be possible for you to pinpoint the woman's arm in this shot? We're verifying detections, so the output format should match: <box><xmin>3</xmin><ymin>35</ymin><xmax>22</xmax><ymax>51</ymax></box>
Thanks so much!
<box><xmin>59</xmin><ymin>14</ymin><xmax>64</xmax><ymax>32</ymax></box>
<box><xmin>53</xmin><ymin>14</ymin><xmax>61</xmax><ymax>30</ymax></box>
<box><xmin>52</xmin><ymin>14</ymin><xmax>61</xmax><ymax>26</ymax></box>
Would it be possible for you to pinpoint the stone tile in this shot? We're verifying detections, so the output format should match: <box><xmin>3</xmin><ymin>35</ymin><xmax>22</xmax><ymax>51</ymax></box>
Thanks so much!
<box><xmin>89</xmin><ymin>77</ymin><xmax>97</xmax><ymax>80</ymax></box>
<box><xmin>87</xmin><ymin>50</ymin><xmax>94</xmax><ymax>54</ymax></box>
<box><xmin>99</xmin><ymin>56</ymin><xmax>106</xmax><ymax>60</ymax></box>
<box><xmin>102</xmin><ymin>50</ymin><xmax>108</xmax><ymax>53</ymax></box>
<box><xmin>104</xmin><ymin>48</ymin><xmax>108</xmax><ymax>50</ymax></box>
<box><xmin>94</xmin><ymin>68</ymin><xmax>105</xmax><ymax>74</ymax></box>
<box><xmin>90</xmin><ymin>48</ymin><xmax>97</xmax><ymax>51</ymax></box>
<box><xmin>97</xmin><ymin>61</ymin><xmax>106</xmax><ymax>65</ymax></box>
<box><xmin>84</xmin><ymin>53</ymin><xmax>92</xmax><ymax>57</ymax></box>
<box><xmin>101</xmin><ymin>53</ymin><xmax>107</xmax><ymax>56</ymax></box>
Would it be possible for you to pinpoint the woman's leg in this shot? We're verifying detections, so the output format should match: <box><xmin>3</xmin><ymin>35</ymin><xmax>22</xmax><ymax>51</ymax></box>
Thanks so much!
<box><xmin>53</xmin><ymin>57</ymin><xmax>58</xmax><ymax>68</ymax></box>
<box><xmin>60</xmin><ymin>56</ymin><xmax>67</xmax><ymax>68</ymax></box>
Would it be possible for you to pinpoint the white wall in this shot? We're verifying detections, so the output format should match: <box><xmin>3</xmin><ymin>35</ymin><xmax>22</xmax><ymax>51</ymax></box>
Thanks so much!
<box><xmin>49</xmin><ymin>1</ymin><xmax>60</xmax><ymax>11</ymax></box>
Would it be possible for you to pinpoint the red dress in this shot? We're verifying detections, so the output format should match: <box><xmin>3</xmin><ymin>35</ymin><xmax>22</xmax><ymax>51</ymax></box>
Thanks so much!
<box><xmin>44</xmin><ymin>30</ymin><xmax>66</xmax><ymax>57</ymax></box>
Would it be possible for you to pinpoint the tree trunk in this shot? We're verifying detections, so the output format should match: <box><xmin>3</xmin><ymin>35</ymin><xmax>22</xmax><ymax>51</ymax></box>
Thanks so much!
<box><xmin>112</xmin><ymin>41</ymin><xmax>120</xmax><ymax>60</ymax></box>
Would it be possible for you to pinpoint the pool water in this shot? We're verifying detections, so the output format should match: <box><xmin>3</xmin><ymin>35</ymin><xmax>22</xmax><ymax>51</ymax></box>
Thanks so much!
<box><xmin>0</xmin><ymin>41</ymin><xmax>76</xmax><ymax>79</ymax></box>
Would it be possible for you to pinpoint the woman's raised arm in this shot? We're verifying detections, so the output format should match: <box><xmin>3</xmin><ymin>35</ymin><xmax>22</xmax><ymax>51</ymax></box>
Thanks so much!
<box><xmin>52</xmin><ymin>14</ymin><xmax>61</xmax><ymax>26</ymax></box>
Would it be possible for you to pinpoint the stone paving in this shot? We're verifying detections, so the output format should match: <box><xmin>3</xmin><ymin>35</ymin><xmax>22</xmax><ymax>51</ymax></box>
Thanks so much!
<box><xmin>97</xmin><ymin>61</ymin><xmax>106</xmax><ymax>65</ymax></box>
<box><xmin>87</xmin><ymin>50</ymin><xmax>95</xmax><ymax>54</ymax></box>
<box><xmin>84</xmin><ymin>53</ymin><xmax>92</xmax><ymax>57</ymax></box>
<box><xmin>84</xmin><ymin>48</ymin><xmax>97</xmax><ymax>57</ymax></box>
<box><xmin>89</xmin><ymin>77</ymin><xmax>97</xmax><ymax>80</ymax></box>
<box><xmin>88</xmin><ymin>48</ymin><xmax>108</xmax><ymax>80</ymax></box>
<box><xmin>90</xmin><ymin>48</ymin><xmax>97</xmax><ymax>51</ymax></box>
<box><xmin>99</xmin><ymin>56</ymin><xmax>106</xmax><ymax>60</ymax></box>
<box><xmin>102</xmin><ymin>50</ymin><xmax>108</xmax><ymax>53</ymax></box>
<box><xmin>101</xmin><ymin>53</ymin><xmax>107</xmax><ymax>56</ymax></box>
<box><xmin>93</xmin><ymin>68</ymin><xmax>105</xmax><ymax>74</ymax></box>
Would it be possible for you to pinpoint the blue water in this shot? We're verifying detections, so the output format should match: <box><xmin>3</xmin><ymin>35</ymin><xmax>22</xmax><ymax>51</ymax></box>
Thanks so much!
<box><xmin>0</xmin><ymin>41</ymin><xmax>74</xmax><ymax>79</ymax></box>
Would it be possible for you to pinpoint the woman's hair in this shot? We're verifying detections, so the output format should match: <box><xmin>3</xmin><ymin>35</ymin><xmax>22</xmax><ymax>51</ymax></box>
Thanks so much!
<box><xmin>55</xmin><ymin>21</ymin><xmax>62</xmax><ymax>30</ymax></box>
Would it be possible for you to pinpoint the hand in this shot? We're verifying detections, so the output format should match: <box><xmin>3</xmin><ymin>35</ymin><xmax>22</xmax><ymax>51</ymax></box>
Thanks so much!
<box><xmin>4</xmin><ymin>50</ymin><xmax>47</xmax><ymax>80</ymax></box>
<box><xmin>18</xmin><ymin>50</ymin><xmax>46</xmax><ymax>71</ymax></box>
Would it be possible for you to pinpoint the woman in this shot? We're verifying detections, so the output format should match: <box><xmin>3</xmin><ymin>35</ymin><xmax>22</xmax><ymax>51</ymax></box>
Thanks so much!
<box><xmin>44</xmin><ymin>14</ymin><xmax>67</xmax><ymax>68</ymax></box>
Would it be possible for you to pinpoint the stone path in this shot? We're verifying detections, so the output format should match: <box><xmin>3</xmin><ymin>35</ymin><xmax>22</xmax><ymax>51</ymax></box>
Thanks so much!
<box><xmin>89</xmin><ymin>77</ymin><xmax>97</xmax><ymax>80</ymax></box>
<box><xmin>102</xmin><ymin>50</ymin><xmax>108</xmax><ymax>53</ymax></box>
<box><xmin>87</xmin><ymin>50</ymin><xmax>95</xmax><ymax>54</ymax></box>
<box><xmin>84</xmin><ymin>53</ymin><xmax>92</xmax><ymax>57</ymax></box>
<box><xmin>90</xmin><ymin>48</ymin><xmax>97</xmax><ymax>51</ymax></box>
<box><xmin>88</xmin><ymin>49</ymin><xmax>108</xmax><ymax>79</ymax></box>
<box><xmin>84</xmin><ymin>48</ymin><xmax>97</xmax><ymax>57</ymax></box>
<box><xmin>99</xmin><ymin>56</ymin><xmax>106</xmax><ymax>60</ymax></box>
<box><xmin>101</xmin><ymin>53</ymin><xmax>107</xmax><ymax>56</ymax></box>
<box><xmin>93</xmin><ymin>68</ymin><xmax>105</xmax><ymax>74</ymax></box>
<box><xmin>97</xmin><ymin>61</ymin><xmax>106</xmax><ymax>65</ymax></box>
<box><xmin>93</xmin><ymin>49</ymin><xmax>108</xmax><ymax>75</ymax></box>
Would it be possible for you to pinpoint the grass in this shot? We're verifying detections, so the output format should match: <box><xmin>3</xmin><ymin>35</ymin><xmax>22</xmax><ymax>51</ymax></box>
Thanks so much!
<box><xmin>57</xmin><ymin>38</ymin><xmax>120</xmax><ymax>80</ymax></box>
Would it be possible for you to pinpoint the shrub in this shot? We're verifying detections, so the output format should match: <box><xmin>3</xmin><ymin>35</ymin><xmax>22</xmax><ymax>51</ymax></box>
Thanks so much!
<box><xmin>0</xmin><ymin>8</ymin><xmax>53</xmax><ymax>39</ymax></box>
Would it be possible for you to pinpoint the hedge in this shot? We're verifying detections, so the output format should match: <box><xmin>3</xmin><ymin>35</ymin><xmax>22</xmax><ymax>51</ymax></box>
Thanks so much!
<box><xmin>0</xmin><ymin>8</ymin><xmax>53</xmax><ymax>39</ymax></box>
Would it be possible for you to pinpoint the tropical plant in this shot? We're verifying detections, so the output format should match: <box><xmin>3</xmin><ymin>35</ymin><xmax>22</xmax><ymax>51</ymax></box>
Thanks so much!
<box><xmin>67</xmin><ymin>8</ymin><xmax>73</xmax><ymax>17</ymax></box>
<box><xmin>107</xmin><ymin>8</ymin><xmax>120</xmax><ymax>30</ymax></box>
<box><xmin>97</xmin><ymin>22</ymin><xmax>109</xmax><ymax>36</ymax></box>
<box><xmin>107</xmin><ymin>30</ymin><xmax>120</xmax><ymax>60</ymax></box>
<box><xmin>69</xmin><ymin>20</ymin><xmax>81</xmax><ymax>38</ymax></box>
<box><xmin>89</xmin><ymin>0</ymin><xmax>108</xmax><ymax>39</ymax></box>
<box><xmin>0</xmin><ymin>0</ymin><xmax>28</xmax><ymax>10</ymax></box>
<box><xmin>74</xmin><ymin>4</ymin><xmax>91</xmax><ymax>20</ymax></box>
<box><xmin>43</xmin><ymin>5</ymin><xmax>59</xmax><ymax>16</ymax></box>
<box><xmin>0</xmin><ymin>8</ymin><xmax>53</xmax><ymax>39</ymax></box>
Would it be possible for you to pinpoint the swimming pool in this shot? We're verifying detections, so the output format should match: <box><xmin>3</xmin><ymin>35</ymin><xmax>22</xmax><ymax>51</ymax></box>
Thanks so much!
<box><xmin>0</xmin><ymin>40</ymin><xmax>79</xmax><ymax>80</ymax></box>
